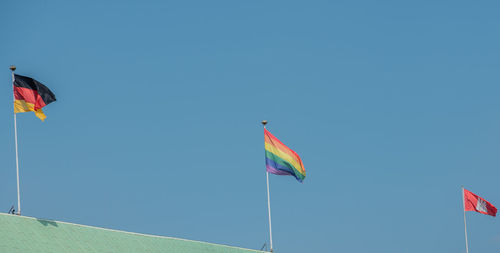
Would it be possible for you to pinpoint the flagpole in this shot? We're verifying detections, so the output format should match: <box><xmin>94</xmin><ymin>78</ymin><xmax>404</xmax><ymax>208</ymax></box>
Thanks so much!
<box><xmin>462</xmin><ymin>186</ymin><xmax>469</xmax><ymax>253</ymax></box>
<box><xmin>10</xmin><ymin>66</ymin><xmax>21</xmax><ymax>215</ymax></box>
<box><xmin>262</xmin><ymin>120</ymin><xmax>273</xmax><ymax>252</ymax></box>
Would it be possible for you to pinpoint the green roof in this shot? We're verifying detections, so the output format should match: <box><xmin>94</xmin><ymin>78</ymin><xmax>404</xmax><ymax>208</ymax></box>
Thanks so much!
<box><xmin>0</xmin><ymin>213</ymin><xmax>266</xmax><ymax>253</ymax></box>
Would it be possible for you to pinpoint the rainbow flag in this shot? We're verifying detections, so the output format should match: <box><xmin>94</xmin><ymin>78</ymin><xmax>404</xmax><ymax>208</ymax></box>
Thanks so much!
<box><xmin>264</xmin><ymin>128</ymin><xmax>306</xmax><ymax>182</ymax></box>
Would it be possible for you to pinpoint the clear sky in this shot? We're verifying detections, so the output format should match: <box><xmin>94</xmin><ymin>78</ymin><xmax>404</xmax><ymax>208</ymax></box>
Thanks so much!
<box><xmin>1</xmin><ymin>1</ymin><xmax>500</xmax><ymax>252</ymax></box>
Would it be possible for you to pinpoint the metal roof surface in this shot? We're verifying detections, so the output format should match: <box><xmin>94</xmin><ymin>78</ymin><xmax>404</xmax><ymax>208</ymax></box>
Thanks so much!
<box><xmin>0</xmin><ymin>213</ymin><xmax>265</xmax><ymax>253</ymax></box>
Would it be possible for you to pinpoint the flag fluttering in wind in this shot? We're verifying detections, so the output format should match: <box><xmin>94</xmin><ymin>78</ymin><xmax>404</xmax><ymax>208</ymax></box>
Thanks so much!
<box><xmin>13</xmin><ymin>74</ymin><xmax>56</xmax><ymax>121</ymax></box>
<box><xmin>463</xmin><ymin>188</ymin><xmax>497</xmax><ymax>217</ymax></box>
<box><xmin>264</xmin><ymin>128</ymin><xmax>306</xmax><ymax>182</ymax></box>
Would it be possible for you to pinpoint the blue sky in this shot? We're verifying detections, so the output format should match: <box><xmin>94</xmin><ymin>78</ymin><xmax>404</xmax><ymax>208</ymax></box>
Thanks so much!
<box><xmin>1</xmin><ymin>1</ymin><xmax>500</xmax><ymax>252</ymax></box>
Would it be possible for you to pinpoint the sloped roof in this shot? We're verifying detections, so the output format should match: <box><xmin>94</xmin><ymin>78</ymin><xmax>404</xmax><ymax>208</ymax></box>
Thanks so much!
<box><xmin>0</xmin><ymin>213</ymin><xmax>265</xmax><ymax>253</ymax></box>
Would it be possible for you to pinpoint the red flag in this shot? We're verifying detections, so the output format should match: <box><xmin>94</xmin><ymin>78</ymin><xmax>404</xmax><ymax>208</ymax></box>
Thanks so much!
<box><xmin>463</xmin><ymin>188</ymin><xmax>497</xmax><ymax>217</ymax></box>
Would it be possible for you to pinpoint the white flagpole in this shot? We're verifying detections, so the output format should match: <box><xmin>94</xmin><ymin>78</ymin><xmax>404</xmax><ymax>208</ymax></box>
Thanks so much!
<box><xmin>266</xmin><ymin>171</ymin><xmax>273</xmax><ymax>252</ymax></box>
<box><xmin>262</xmin><ymin>120</ymin><xmax>273</xmax><ymax>252</ymax></box>
<box><xmin>462</xmin><ymin>186</ymin><xmax>469</xmax><ymax>253</ymax></box>
<box><xmin>10</xmin><ymin>65</ymin><xmax>21</xmax><ymax>215</ymax></box>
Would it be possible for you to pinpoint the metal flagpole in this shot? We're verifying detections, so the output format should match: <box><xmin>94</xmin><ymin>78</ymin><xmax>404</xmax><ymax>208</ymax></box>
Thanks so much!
<box><xmin>10</xmin><ymin>65</ymin><xmax>21</xmax><ymax>215</ymax></box>
<box><xmin>462</xmin><ymin>186</ymin><xmax>469</xmax><ymax>253</ymax></box>
<box><xmin>262</xmin><ymin>120</ymin><xmax>273</xmax><ymax>252</ymax></box>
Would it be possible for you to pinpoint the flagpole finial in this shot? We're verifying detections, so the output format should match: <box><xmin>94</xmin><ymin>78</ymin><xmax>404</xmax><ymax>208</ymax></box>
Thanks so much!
<box><xmin>261</xmin><ymin>120</ymin><xmax>268</xmax><ymax>126</ymax></box>
<box><xmin>9</xmin><ymin>65</ymin><xmax>16</xmax><ymax>71</ymax></box>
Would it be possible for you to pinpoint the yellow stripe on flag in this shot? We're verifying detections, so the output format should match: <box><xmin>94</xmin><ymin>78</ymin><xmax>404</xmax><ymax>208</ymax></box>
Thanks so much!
<box><xmin>14</xmin><ymin>99</ymin><xmax>46</xmax><ymax>121</ymax></box>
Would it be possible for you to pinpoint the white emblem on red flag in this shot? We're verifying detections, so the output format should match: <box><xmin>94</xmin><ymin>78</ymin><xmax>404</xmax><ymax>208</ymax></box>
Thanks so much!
<box><xmin>477</xmin><ymin>198</ymin><xmax>488</xmax><ymax>213</ymax></box>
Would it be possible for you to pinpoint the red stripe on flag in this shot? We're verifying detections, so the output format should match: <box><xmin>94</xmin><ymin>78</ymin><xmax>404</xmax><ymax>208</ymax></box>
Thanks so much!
<box><xmin>13</xmin><ymin>86</ymin><xmax>46</xmax><ymax>110</ymax></box>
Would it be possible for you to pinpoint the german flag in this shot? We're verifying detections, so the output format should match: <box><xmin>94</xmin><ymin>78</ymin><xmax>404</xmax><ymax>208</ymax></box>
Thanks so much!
<box><xmin>13</xmin><ymin>74</ymin><xmax>56</xmax><ymax>121</ymax></box>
